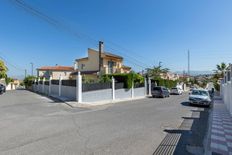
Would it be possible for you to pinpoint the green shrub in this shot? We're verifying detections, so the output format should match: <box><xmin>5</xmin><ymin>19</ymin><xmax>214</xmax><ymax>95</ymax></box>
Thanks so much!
<box><xmin>102</xmin><ymin>73</ymin><xmax>144</xmax><ymax>88</ymax></box>
<box><xmin>24</xmin><ymin>76</ymin><xmax>36</xmax><ymax>88</ymax></box>
<box><xmin>153</xmin><ymin>77</ymin><xmax>177</xmax><ymax>88</ymax></box>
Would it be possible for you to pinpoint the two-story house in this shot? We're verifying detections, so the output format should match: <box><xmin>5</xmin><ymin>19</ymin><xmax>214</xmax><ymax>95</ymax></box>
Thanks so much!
<box><xmin>37</xmin><ymin>66</ymin><xmax>74</xmax><ymax>79</ymax></box>
<box><xmin>70</xmin><ymin>42</ymin><xmax>131</xmax><ymax>79</ymax></box>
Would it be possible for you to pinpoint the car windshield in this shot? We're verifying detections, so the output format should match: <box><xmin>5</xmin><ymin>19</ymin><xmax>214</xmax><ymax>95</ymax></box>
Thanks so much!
<box><xmin>191</xmin><ymin>90</ymin><xmax>209</xmax><ymax>96</ymax></box>
<box><xmin>153</xmin><ymin>87</ymin><xmax>161</xmax><ymax>90</ymax></box>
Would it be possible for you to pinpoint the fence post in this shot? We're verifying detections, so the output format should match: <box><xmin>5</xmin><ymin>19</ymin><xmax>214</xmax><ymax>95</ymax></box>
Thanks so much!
<box><xmin>33</xmin><ymin>79</ymin><xmax>36</xmax><ymax>91</ymax></box>
<box><xmin>112</xmin><ymin>77</ymin><xmax>115</xmax><ymax>100</ymax></box>
<box><xmin>131</xmin><ymin>80</ymin><xmax>134</xmax><ymax>98</ymax></box>
<box><xmin>148</xmin><ymin>77</ymin><xmax>152</xmax><ymax>96</ymax></box>
<box><xmin>49</xmin><ymin>76</ymin><xmax>52</xmax><ymax>96</ymax></box>
<box><xmin>76</xmin><ymin>71</ymin><xmax>82</xmax><ymax>103</ymax></box>
<box><xmin>229</xmin><ymin>81</ymin><xmax>232</xmax><ymax>114</ymax></box>
<box><xmin>144</xmin><ymin>77</ymin><xmax>147</xmax><ymax>96</ymax></box>
<box><xmin>59</xmin><ymin>75</ymin><xmax>62</xmax><ymax>97</ymax></box>
<box><xmin>220</xmin><ymin>79</ymin><xmax>223</xmax><ymax>97</ymax></box>
<box><xmin>38</xmin><ymin>77</ymin><xmax>41</xmax><ymax>92</ymax></box>
<box><xmin>42</xmin><ymin>77</ymin><xmax>45</xmax><ymax>94</ymax></box>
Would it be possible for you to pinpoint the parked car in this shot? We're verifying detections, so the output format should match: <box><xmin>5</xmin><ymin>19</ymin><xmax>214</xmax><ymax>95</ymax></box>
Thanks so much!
<box><xmin>170</xmin><ymin>87</ymin><xmax>183</xmax><ymax>95</ymax></box>
<box><xmin>189</xmin><ymin>89</ymin><xmax>212</xmax><ymax>107</ymax></box>
<box><xmin>152</xmin><ymin>86</ymin><xmax>170</xmax><ymax>98</ymax></box>
<box><xmin>0</xmin><ymin>84</ymin><xmax>5</xmax><ymax>94</ymax></box>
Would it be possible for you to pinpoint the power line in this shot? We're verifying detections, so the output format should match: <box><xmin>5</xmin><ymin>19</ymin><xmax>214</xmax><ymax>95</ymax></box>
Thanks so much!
<box><xmin>105</xmin><ymin>40</ymin><xmax>152</xmax><ymax>64</ymax></box>
<box><xmin>9</xmin><ymin>0</ymin><xmax>98</xmax><ymax>47</ymax></box>
<box><xmin>104</xmin><ymin>45</ymin><xmax>150</xmax><ymax>68</ymax></box>
<box><xmin>9</xmin><ymin>0</ymin><xmax>151</xmax><ymax>70</ymax></box>
<box><xmin>0</xmin><ymin>55</ymin><xmax>25</xmax><ymax>71</ymax></box>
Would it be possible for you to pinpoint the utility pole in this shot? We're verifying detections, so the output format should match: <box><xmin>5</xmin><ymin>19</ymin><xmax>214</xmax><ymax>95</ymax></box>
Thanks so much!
<box><xmin>30</xmin><ymin>62</ymin><xmax>34</xmax><ymax>76</ymax></box>
<box><xmin>188</xmin><ymin>50</ymin><xmax>190</xmax><ymax>76</ymax></box>
<box><xmin>24</xmin><ymin>69</ymin><xmax>27</xmax><ymax>78</ymax></box>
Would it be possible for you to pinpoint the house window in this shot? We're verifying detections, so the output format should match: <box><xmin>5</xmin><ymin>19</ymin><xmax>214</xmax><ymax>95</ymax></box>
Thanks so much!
<box><xmin>81</xmin><ymin>64</ymin><xmax>85</xmax><ymax>69</ymax></box>
<box><xmin>108</xmin><ymin>61</ymin><xmax>115</xmax><ymax>74</ymax></box>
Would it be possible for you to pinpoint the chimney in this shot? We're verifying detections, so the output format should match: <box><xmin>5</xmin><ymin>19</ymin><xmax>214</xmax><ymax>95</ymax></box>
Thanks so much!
<box><xmin>99</xmin><ymin>41</ymin><xmax>104</xmax><ymax>72</ymax></box>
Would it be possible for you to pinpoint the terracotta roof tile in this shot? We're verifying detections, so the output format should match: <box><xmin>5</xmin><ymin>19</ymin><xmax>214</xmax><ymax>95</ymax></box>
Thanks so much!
<box><xmin>38</xmin><ymin>66</ymin><xmax>74</xmax><ymax>71</ymax></box>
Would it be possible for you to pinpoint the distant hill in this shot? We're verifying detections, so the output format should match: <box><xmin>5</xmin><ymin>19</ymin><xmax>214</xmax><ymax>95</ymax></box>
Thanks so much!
<box><xmin>175</xmin><ymin>70</ymin><xmax>213</xmax><ymax>76</ymax></box>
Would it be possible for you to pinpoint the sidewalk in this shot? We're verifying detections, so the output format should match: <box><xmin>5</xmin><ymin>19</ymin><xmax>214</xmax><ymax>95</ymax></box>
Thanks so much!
<box><xmin>209</xmin><ymin>97</ymin><xmax>232</xmax><ymax>155</ymax></box>
<box><xmin>50</xmin><ymin>94</ymin><xmax>146</xmax><ymax>108</ymax></box>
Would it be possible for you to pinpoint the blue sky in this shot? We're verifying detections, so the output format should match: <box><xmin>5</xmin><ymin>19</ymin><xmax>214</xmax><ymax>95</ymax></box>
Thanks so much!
<box><xmin>1</xmin><ymin>0</ymin><xmax>232</xmax><ymax>78</ymax></box>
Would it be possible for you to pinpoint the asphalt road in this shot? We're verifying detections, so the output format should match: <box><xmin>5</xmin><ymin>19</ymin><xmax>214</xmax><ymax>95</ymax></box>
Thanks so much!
<box><xmin>0</xmin><ymin>90</ymin><xmax>208</xmax><ymax>155</ymax></box>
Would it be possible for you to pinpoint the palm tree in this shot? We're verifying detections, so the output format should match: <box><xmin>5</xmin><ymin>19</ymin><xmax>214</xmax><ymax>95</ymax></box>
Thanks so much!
<box><xmin>214</xmin><ymin>62</ymin><xmax>227</xmax><ymax>78</ymax></box>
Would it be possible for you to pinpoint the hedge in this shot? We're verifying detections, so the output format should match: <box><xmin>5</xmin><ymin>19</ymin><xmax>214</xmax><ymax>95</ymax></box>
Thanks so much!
<box><xmin>152</xmin><ymin>78</ymin><xmax>178</xmax><ymax>88</ymax></box>
<box><xmin>101</xmin><ymin>73</ymin><xmax>144</xmax><ymax>89</ymax></box>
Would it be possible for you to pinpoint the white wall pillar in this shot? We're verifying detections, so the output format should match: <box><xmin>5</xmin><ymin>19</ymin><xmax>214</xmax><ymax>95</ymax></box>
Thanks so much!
<box><xmin>148</xmin><ymin>77</ymin><xmax>152</xmax><ymax>96</ymax></box>
<box><xmin>33</xmin><ymin>79</ymin><xmax>36</xmax><ymax>91</ymax></box>
<box><xmin>144</xmin><ymin>78</ymin><xmax>147</xmax><ymax>96</ymax></box>
<box><xmin>227</xmin><ymin>84</ymin><xmax>230</xmax><ymax>110</ymax></box>
<box><xmin>42</xmin><ymin>77</ymin><xmax>45</xmax><ymax>94</ymax></box>
<box><xmin>230</xmin><ymin>81</ymin><xmax>232</xmax><ymax>115</ymax></box>
<box><xmin>131</xmin><ymin>80</ymin><xmax>134</xmax><ymax>98</ymax></box>
<box><xmin>59</xmin><ymin>75</ymin><xmax>62</xmax><ymax>97</ymax></box>
<box><xmin>76</xmin><ymin>72</ymin><xmax>82</xmax><ymax>103</ymax></box>
<box><xmin>49</xmin><ymin>76</ymin><xmax>52</xmax><ymax>96</ymax></box>
<box><xmin>38</xmin><ymin>78</ymin><xmax>40</xmax><ymax>92</ymax></box>
<box><xmin>112</xmin><ymin>77</ymin><xmax>115</xmax><ymax>100</ymax></box>
<box><xmin>220</xmin><ymin>79</ymin><xmax>223</xmax><ymax>97</ymax></box>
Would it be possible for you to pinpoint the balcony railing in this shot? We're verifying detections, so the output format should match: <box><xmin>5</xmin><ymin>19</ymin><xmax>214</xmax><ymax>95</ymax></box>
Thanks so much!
<box><xmin>101</xmin><ymin>67</ymin><xmax>121</xmax><ymax>74</ymax></box>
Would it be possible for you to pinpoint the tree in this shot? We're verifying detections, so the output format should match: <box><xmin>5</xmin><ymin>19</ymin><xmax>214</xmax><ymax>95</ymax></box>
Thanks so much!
<box><xmin>214</xmin><ymin>62</ymin><xmax>227</xmax><ymax>78</ymax></box>
<box><xmin>146</xmin><ymin>65</ymin><xmax>170</xmax><ymax>79</ymax></box>
<box><xmin>0</xmin><ymin>60</ymin><xmax>8</xmax><ymax>79</ymax></box>
<box><xmin>211</xmin><ymin>62</ymin><xmax>228</xmax><ymax>91</ymax></box>
<box><xmin>5</xmin><ymin>77</ymin><xmax>14</xmax><ymax>85</ymax></box>
<box><xmin>23</xmin><ymin>76</ymin><xmax>36</xmax><ymax>88</ymax></box>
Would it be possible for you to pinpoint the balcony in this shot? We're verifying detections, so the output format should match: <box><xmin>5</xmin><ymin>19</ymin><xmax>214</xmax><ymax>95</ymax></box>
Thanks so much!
<box><xmin>101</xmin><ymin>67</ymin><xmax>121</xmax><ymax>74</ymax></box>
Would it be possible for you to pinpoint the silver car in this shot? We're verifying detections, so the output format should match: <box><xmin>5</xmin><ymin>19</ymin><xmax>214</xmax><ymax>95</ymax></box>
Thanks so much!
<box><xmin>189</xmin><ymin>89</ymin><xmax>212</xmax><ymax>107</ymax></box>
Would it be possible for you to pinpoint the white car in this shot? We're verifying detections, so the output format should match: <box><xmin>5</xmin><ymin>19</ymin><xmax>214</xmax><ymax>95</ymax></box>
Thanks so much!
<box><xmin>170</xmin><ymin>87</ymin><xmax>183</xmax><ymax>95</ymax></box>
<box><xmin>189</xmin><ymin>89</ymin><xmax>212</xmax><ymax>107</ymax></box>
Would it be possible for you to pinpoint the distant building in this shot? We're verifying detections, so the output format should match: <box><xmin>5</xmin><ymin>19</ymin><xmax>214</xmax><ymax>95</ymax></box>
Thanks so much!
<box><xmin>37</xmin><ymin>66</ymin><xmax>74</xmax><ymax>79</ymax></box>
<box><xmin>6</xmin><ymin>79</ymin><xmax>21</xmax><ymax>90</ymax></box>
<box><xmin>160</xmin><ymin>72</ymin><xmax>179</xmax><ymax>81</ymax></box>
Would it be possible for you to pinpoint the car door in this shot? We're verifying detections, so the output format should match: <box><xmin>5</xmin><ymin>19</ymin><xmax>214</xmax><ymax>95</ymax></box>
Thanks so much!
<box><xmin>163</xmin><ymin>88</ymin><xmax>168</xmax><ymax>96</ymax></box>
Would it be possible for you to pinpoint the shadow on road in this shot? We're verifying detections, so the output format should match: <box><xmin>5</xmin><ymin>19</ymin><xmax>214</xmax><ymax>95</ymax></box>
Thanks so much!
<box><xmin>25</xmin><ymin>89</ymin><xmax>65</xmax><ymax>104</ymax></box>
<box><xmin>153</xmin><ymin>102</ymin><xmax>210</xmax><ymax>155</ymax></box>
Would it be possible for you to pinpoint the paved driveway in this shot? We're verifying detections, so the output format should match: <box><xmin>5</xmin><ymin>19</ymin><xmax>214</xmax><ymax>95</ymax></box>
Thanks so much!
<box><xmin>0</xmin><ymin>90</ymin><xmax>197</xmax><ymax>155</ymax></box>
